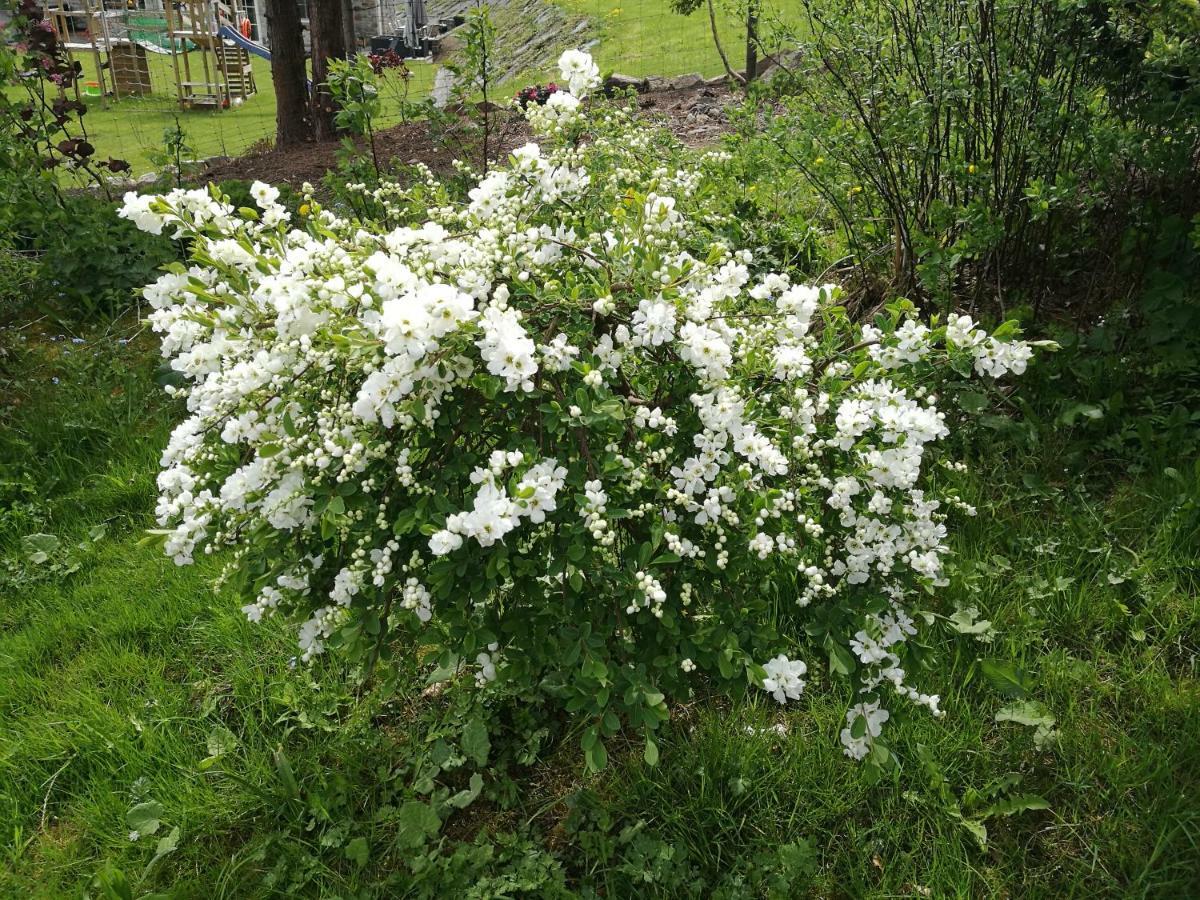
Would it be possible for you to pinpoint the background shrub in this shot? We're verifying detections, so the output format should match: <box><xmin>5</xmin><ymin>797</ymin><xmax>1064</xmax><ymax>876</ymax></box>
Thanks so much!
<box><xmin>761</xmin><ymin>0</ymin><xmax>1199</xmax><ymax>314</ymax></box>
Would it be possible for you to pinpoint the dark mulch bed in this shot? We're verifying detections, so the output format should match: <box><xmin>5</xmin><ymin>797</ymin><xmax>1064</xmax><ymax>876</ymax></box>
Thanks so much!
<box><xmin>200</xmin><ymin>85</ymin><xmax>737</xmax><ymax>188</ymax></box>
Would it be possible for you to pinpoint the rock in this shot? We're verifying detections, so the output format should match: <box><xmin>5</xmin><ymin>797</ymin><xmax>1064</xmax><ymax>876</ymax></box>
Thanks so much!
<box><xmin>604</xmin><ymin>73</ymin><xmax>648</xmax><ymax>95</ymax></box>
<box><xmin>667</xmin><ymin>72</ymin><xmax>705</xmax><ymax>90</ymax></box>
<box><xmin>704</xmin><ymin>75</ymin><xmax>730</xmax><ymax>88</ymax></box>
<box><xmin>431</xmin><ymin>66</ymin><xmax>457</xmax><ymax>109</ymax></box>
<box><xmin>758</xmin><ymin>48</ymin><xmax>804</xmax><ymax>83</ymax></box>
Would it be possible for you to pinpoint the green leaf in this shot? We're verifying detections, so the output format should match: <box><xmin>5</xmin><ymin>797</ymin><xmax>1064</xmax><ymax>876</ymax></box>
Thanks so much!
<box><xmin>462</xmin><ymin>717</ymin><xmax>490</xmax><ymax>767</ymax></box>
<box><xmin>777</xmin><ymin>838</ymin><xmax>817</xmax><ymax>877</ymax></box>
<box><xmin>828</xmin><ymin>642</ymin><xmax>855</xmax><ymax>676</ymax></box>
<box><xmin>22</xmin><ymin>532</ymin><xmax>60</xmax><ymax>565</ymax></box>
<box><xmin>91</xmin><ymin>862</ymin><xmax>134</xmax><ymax>900</ymax></box>
<box><xmin>125</xmin><ymin>800</ymin><xmax>164</xmax><ymax>837</ymax></box>
<box><xmin>958</xmin><ymin>391</ymin><xmax>989</xmax><ymax>413</ymax></box>
<box><xmin>961</xmin><ymin>817</ymin><xmax>988</xmax><ymax>849</ymax></box>
<box><xmin>146</xmin><ymin>825</ymin><xmax>181</xmax><ymax>873</ymax></box>
<box><xmin>979</xmin><ymin>658</ymin><xmax>1031</xmax><ymax>698</ymax></box>
<box><xmin>344</xmin><ymin>836</ymin><xmax>370</xmax><ymax>868</ymax></box>
<box><xmin>206</xmin><ymin>725</ymin><xmax>238</xmax><ymax>758</ymax></box>
<box><xmin>584</xmin><ymin>739</ymin><xmax>608</xmax><ymax>772</ymax></box>
<box><xmin>393</xmin><ymin>507</ymin><xmax>418</xmax><ymax>535</ymax></box>
<box><xmin>448</xmin><ymin>772</ymin><xmax>485</xmax><ymax>809</ymax></box>
<box><xmin>850</xmin><ymin>712</ymin><xmax>867</xmax><ymax>740</ymax></box>
<box><xmin>274</xmin><ymin>747</ymin><xmax>301</xmax><ymax>800</ymax></box>
<box><xmin>982</xmin><ymin>794</ymin><xmax>1050</xmax><ymax>819</ymax></box>
<box><xmin>643</xmin><ymin>738</ymin><xmax>659</xmax><ymax>766</ymax></box>
<box><xmin>582</xmin><ymin>656</ymin><xmax>608</xmax><ymax>681</ymax></box>
<box><xmin>948</xmin><ymin>606</ymin><xmax>995</xmax><ymax>640</ymax></box>
<box><xmin>581</xmin><ymin>725</ymin><xmax>599</xmax><ymax>751</ymax></box>
<box><xmin>395</xmin><ymin>801</ymin><xmax>441</xmax><ymax>849</ymax></box>
<box><xmin>995</xmin><ymin>700</ymin><xmax>1055</xmax><ymax>729</ymax></box>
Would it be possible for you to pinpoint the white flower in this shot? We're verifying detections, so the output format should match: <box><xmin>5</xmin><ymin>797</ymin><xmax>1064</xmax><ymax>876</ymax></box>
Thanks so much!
<box><xmin>557</xmin><ymin>49</ymin><xmax>600</xmax><ymax>98</ymax></box>
<box><xmin>972</xmin><ymin>338</ymin><xmax>1033</xmax><ymax>378</ymax></box>
<box><xmin>760</xmin><ymin>654</ymin><xmax>807</xmax><ymax>703</ymax></box>
<box><xmin>526</xmin><ymin>90</ymin><xmax>583</xmax><ymax>134</ymax></box>
<box><xmin>643</xmin><ymin>193</ymin><xmax>680</xmax><ymax>234</ymax></box>
<box><xmin>429</xmin><ymin>529</ymin><xmax>464</xmax><ymax>556</ymax></box>
<box><xmin>250</xmin><ymin>180</ymin><xmax>280</xmax><ymax>208</ymax></box>
<box><xmin>631</xmin><ymin>298</ymin><xmax>677</xmax><ymax>347</ymax></box>
<box><xmin>945</xmin><ymin>313</ymin><xmax>984</xmax><ymax>349</ymax></box>
<box><xmin>840</xmin><ymin>701</ymin><xmax>890</xmax><ymax>760</ymax></box>
<box><xmin>118</xmin><ymin>191</ymin><xmax>165</xmax><ymax>235</ymax></box>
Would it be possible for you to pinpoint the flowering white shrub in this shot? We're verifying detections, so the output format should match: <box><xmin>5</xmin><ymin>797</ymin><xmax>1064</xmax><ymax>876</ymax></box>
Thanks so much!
<box><xmin>122</xmin><ymin>50</ymin><xmax>1037</xmax><ymax>769</ymax></box>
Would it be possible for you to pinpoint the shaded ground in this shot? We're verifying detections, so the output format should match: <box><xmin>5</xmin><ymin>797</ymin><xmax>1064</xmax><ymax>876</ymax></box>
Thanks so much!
<box><xmin>201</xmin><ymin>84</ymin><xmax>736</xmax><ymax>187</ymax></box>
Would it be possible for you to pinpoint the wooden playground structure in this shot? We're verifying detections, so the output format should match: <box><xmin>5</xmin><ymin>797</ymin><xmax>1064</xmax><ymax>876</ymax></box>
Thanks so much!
<box><xmin>44</xmin><ymin>0</ymin><xmax>261</xmax><ymax>109</ymax></box>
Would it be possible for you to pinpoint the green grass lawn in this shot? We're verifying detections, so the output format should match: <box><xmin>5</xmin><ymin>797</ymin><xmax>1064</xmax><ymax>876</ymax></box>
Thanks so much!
<box><xmin>1</xmin><ymin>319</ymin><xmax>1196</xmax><ymax>897</ymax></box>
<box><xmin>9</xmin><ymin>0</ymin><xmax>792</xmax><ymax>176</ymax></box>
<box><xmin>4</xmin><ymin>51</ymin><xmax>435</xmax><ymax>175</ymax></box>
<box><xmin>14</xmin><ymin>52</ymin><xmax>436</xmax><ymax>175</ymax></box>
<box><xmin>556</xmin><ymin>0</ymin><xmax>760</xmax><ymax>79</ymax></box>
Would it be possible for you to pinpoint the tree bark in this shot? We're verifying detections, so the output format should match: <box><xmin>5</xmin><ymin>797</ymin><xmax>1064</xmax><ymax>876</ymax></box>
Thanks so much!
<box><xmin>309</xmin><ymin>0</ymin><xmax>348</xmax><ymax>142</ymax></box>
<box><xmin>744</xmin><ymin>0</ymin><xmax>758</xmax><ymax>83</ymax></box>
<box><xmin>341</xmin><ymin>0</ymin><xmax>357</xmax><ymax>53</ymax></box>
<box><xmin>263</xmin><ymin>0</ymin><xmax>310</xmax><ymax>146</ymax></box>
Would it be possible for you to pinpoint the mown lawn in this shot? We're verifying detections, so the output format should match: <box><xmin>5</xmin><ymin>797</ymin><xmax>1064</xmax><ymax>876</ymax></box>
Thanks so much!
<box><xmin>6</xmin><ymin>0</ymin><xmax>789</xmax><ymax>176</ymax></box>
<box><xmin>1</xmin><ymin>319</ymin><xmax>1196</xmax><ymax>897</ymax></box>
<box><xmin>556</xmin><ymin>0</ymin><xmax>764</xmax><ymax>80</ymax></box>
<box><xmin>2</xmin><ymin>53</ymin><xmax>435</xmax><ymax>176</ymax></box>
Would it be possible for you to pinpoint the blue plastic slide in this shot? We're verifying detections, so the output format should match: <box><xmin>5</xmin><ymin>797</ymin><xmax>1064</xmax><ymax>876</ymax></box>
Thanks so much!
<box><xmin>216</xmin><ymin>25</ymin><xmax>272</xmax><ymax>62</ymax></box>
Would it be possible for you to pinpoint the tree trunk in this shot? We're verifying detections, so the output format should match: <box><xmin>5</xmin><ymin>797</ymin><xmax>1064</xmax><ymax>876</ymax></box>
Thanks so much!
<box><xmin>309</xmin><ymin>0</ymin><xmax>348</xmax><ymax>142</ymax></box>
<box><xmin>744</xmin><ymin>0</ymin><xmax>758</xmax><ymax>83</ymax></box>
<box><xmin>263</xmin><ymin>0</ymin><xmax>310</xmax><ymax>146</ymax></box>
<box><xmin>341</xmin><ymin>0</ymin><xmax>357</xmax><ymax>53</ymax></box>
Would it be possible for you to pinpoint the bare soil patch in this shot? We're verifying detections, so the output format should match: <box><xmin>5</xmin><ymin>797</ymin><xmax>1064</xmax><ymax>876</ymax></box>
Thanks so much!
<box><xmin>200</xmin><ymin>84</ymin><xmax>736</xmax><ymax>188</ymax></box>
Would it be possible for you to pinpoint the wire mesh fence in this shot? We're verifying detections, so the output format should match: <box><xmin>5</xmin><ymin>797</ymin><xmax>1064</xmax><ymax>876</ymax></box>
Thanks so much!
<box><xmin>14</xmin><ymin>0</ymin><xmax>794</xmax><ymax>175</ymax></box>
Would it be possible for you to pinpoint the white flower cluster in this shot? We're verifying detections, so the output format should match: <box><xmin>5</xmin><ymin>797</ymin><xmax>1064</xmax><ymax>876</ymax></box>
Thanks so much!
<box><xmin>431</xmin><ymin>452</ymin><xmax>566</xmax><ymax>553</ymax></box>
<box><xmin>760</xmin><ymin>654</ymin><xmax>808</xmax><ymax>704</ymax></box>
<box><xmin>523</xmin><ymin>50</ymin><xmax>600</xmax><ymax>136</ymax></box>
<box><xmin>125</xmin><ymin>51</ymin><xmax>1033</xmax><ymax>759</ymax></box>
<box><xmin>840</xmin><ymin>701</ymin><xmax>890</xmax><ymax>761</ymax></box>
<box><xmin>944</xmin><ymin>313</ymin><xmax>1034</xmax><ymax>377</ymax></box>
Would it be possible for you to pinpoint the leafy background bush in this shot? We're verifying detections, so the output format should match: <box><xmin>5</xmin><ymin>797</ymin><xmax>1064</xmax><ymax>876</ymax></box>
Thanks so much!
<box><xmin>0</xmin><ymin>1</ymin><xmax>180</xmax><ymax>322</ymax></box>
<box><xmin>760</xmin><ymin>0</ymin><xmax>1199</xmax><ymax>314</ymax></box>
